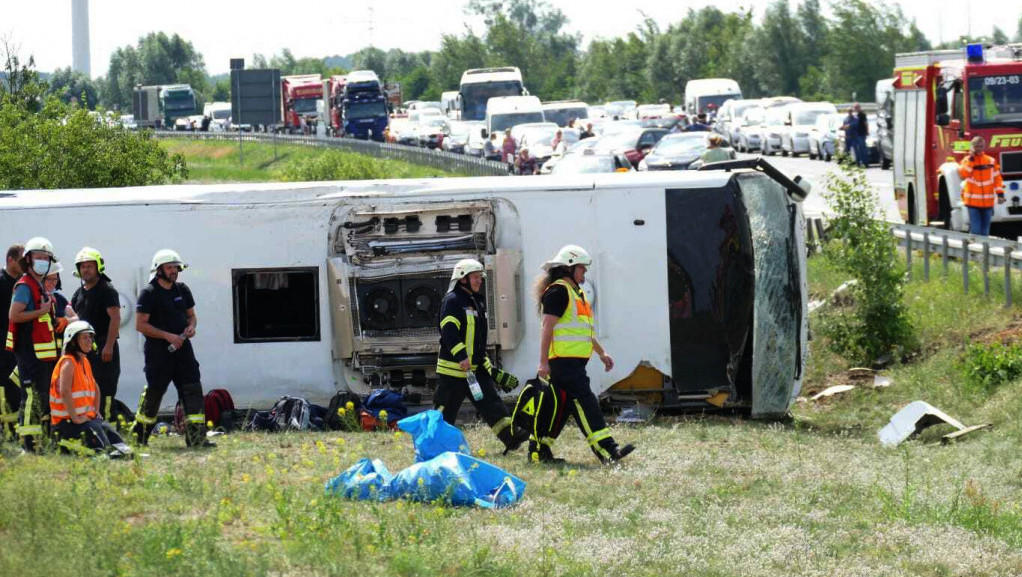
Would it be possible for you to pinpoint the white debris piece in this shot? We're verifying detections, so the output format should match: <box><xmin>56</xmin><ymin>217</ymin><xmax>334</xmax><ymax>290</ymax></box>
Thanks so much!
<box><xmin>810</xmin><ymin>384</ymin><xmax>856</xmax><ymax>401</ymax></box>
<box><xmin>878</xmin><ymin>401</ymin><xmax>965</xmax><ymax>447</ymax></box>
<box><xmin>873</xmin><ymin>375</ymin><xmax>893</xmax><ymax>388</ymax></box>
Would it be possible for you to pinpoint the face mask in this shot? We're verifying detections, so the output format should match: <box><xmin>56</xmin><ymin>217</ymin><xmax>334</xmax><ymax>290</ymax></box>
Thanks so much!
<box><xmin>32</xmin><ymin>260</ymin><xmax>51</xmax><ymax>276</ymax></box>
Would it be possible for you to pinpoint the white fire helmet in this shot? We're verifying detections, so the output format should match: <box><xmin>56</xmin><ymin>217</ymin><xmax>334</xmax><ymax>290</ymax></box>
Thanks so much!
<box><xmin>541</xmin><ymin>244</ymin><xmax>592</xmax><ymax>271</ymax></box>
<box><xmin>449</xmin><ymin>258</ymin><xmax>485</xmax><ymax>291</ymax></box>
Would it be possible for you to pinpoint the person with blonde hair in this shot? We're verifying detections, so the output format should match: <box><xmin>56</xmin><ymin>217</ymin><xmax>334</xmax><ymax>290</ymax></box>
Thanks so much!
<box><xmin>532</xmin><ymin>245</ymin><xmax>634</xmax><ymax>464</ymax></box>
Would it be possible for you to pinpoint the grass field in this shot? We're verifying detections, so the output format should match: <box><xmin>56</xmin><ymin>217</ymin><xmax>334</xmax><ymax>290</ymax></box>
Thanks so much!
<box><xmin>2</xmin><ymin>254</ymin><xmax>1022</xmax><ymax>576</ymax></box>
<box><xmin>159</xmin><ymin>140</ymin><xmax>466</xmax><ymax>183</ymax></box>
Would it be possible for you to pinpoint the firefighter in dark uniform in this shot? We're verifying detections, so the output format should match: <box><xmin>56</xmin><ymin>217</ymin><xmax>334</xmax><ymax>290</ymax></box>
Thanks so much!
<box><xmin>70</xmin><ymin>247</ymin><xmax>121</xmax><ymax>421</ymax></box>
<box><xmin>6</xmin><ymin>237</ymin><xmax>61</xmax><ymax>451</ymax></box>
<box><xmin>435</xmin><ymin>258</ymin><xmax>530</xmax><ymax>453</ymax></box>
<box><xmin>132</xmin><ymin>249</ymin><xmax>214</xmax><ymax>448</ymax></box>
<box><xmin>0</xmin><ymin>243</ymin><xmax>24</xmax><ymax>440</ymax></box>
<box><xmin>535</xmin><ymin>244</ymin><xmax>634</xmax><ymax>464</ymax></box>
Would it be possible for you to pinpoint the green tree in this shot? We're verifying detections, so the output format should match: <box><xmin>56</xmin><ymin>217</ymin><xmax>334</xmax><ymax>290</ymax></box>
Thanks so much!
<box><xmin>46</xmin><ymin>67</ymin><xmax>100</xmax><ymax>109</ymax></box>
<box><xmin>429</xmin><ymin>31</ymin><xmax>488</xmax><ymax>95</ymax></box>
<box><xmin>352</xmin><ymin>47</ymin><xmax>388</xmax><ymax>79</ymax></box>
<box><xmin>1</xmin><ymin>39</ymin><xmax>46</xmax><ymax>112</ymax></box>
<box><xmin>825</xmin><ymin>0</ymin><xmax>929</xmax><ymax>101</ymax></box>
<box><xmin>992</xmin><ymin>26</ymin><xmax>1009</xmax><ymax>45</ymax></box>
<box><xmin>103</xmin><ymin>32</ymin><xmax>208</xmax><ymax>111</ymax></box>
<box><xmin>0</xmin><ymin>98</ymin><xmax>187</xmax><ymax>190</ymax></box>
<box><xmin>753</xmin><ymin>0</ymin><xmax>808</xmax><ymax>97</ymax></box>
<box><xmin>211</xmin><ymin>77</ymin><xmax>230</xmax><ymax>102</ymax></box>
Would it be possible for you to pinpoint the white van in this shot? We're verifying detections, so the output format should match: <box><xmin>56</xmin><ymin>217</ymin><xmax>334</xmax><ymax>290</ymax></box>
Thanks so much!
<box><xmin>684</xmin><ymin>78</ymin><xmax>742</xmax><ymax>116</ymax></box>
<box><xmin>441</xmin><ymin>91</ymin><xmax>460</xmax><ymax>119</ymax></box>
<box><xmin>485</xmin><ymin>95</ymin><xmax>544</xmax><ymax>137</ymax></box>
<box><xmin>202</xmin><ymin>102</ymin><xmax>232</xmax><ymax>131</ymax></box>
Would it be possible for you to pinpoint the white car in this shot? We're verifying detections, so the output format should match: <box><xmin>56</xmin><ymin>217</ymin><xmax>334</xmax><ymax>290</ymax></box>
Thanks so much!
<box><xmin>734</xmin><ymin>107</ymin><xmax>766</xmax><ymax>152</ymax></box>
<box><xmin>520</xmin><ymin>127</ymin><xmax>581</xmax><ymax>165</ymax></box>
<box><xmin>604</xmin><ymin>100</ymin><xmax>637</xmax><ymax>120</ymax></box>
<box><xmin>755</xmin><ymin>106</ymin><xmax>790</xmax><ymax>156</ymax></box>
<box><xmin>636</xmin><ymin>103</ymin><xmax>672</xmax><ymax>119</ymax></box>
<box><xmin>779</xmin><ymin>102</ymin><xmax>838</xmax><ymax>157</ymax></box>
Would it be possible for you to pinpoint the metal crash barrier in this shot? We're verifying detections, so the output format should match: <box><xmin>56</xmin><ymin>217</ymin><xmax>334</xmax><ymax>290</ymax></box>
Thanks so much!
<box><xmin>152</xmin><ymin>130</ymin><xmax>510</xmax><ymax>177</ymax></box>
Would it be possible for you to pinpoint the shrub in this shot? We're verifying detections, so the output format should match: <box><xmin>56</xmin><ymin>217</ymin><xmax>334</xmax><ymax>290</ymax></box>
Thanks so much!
<box><xmin>277</xmin><ymin>150</ymin><xmax>388</xmax><ymax>182</ymax></box>
<box><xmin>819</xmin><ymin>161</ymin><xmax>916</xmax><ymax>363</ymax></box>
<box><xmin>957</xmin><ymin>340</ymin><xmax>1022</xmax><ymax>394</ymax></box>
<box><xmin>0</xmin><ymin>97</ymin><xmax>187</xmax><ymax>189</ymax></box>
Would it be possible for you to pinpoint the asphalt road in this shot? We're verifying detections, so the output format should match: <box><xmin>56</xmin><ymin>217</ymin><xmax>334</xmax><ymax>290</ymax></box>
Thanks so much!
<box><xmin>736</xmin><ymin>152</ymin><xmax>902</xmax><ymax>223</ymax></box>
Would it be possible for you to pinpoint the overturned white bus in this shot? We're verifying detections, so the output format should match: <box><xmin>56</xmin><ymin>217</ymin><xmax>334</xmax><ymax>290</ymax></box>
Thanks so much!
<box><xmin>0</xmin><ymin>164</ymin><xmax>808</xmax><ymax>417</ymax></box>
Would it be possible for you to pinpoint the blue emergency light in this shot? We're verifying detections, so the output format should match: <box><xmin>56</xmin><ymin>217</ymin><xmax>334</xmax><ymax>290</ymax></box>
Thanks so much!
<box><xmin>967</xmin><ymin>43</ymin><xmax>985</xmax><ymax>63</ymax></box>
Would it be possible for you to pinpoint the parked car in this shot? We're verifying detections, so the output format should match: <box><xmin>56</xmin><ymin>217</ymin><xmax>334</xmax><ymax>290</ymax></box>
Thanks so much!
<box><xmin>834</xmin><ymin>115</ymin><xmax>881</xmax><ymax>165</ymax></box>
<box><xmin>715</xmin><ymin>99</ymin><xmax>761</xmax><ymax>147</ymax></box>
<box><xmin>637</xmin><ymin>132</ymin><xmax>735</xmax><ymax>171</ymax></box>
<box><xmin>390</xmin><ymin>118</ymin><xmax>419</xmax><ymax>146</ymax></box>
<box><xmin>549</xmin><ymin>149</ymin><xmax>633</xmax><ymax>174</ymax></box>
<box><xmin>596</xmin><ymin>119</ymin><xmax>644</xmax><ymax>136</ymax></box>
<box><xmin>604</xmin><ymin>100</ymin><xmax>638</xmax><ymax>119</ymax></box>
<box><xmin>520</xmin><ymin>127</ymin><xmax>581</xmax><ymax>167</ymax></box>
<box><xmin>540</xmin><ymin>137</ymin><xmax>602</xmax><ymax>174</ymax></box>
<box><xmin>808</xmin><ymin>113</ymin><xmax>845</xmax><ymax>161</ymax></box>
<box><xmin>416</xmin><ymin>117</ymin><xmax>450</xmax><ymax>149</ymax></box>
<box><xmin>510</xmin><ymin>122</ymin><xmax>559</xmax><ymax>147</ymax></box>
<box><xmin>636</xmin><ymin>103</ymin><xmax>672</xmax><ymax>119</ymax></box>
<box><xmin>753</xmin><ymin>106</ymin><xmax>789</xmax><ymax>156</ymax></box>
<box><xmin>592</xmin><ymin>127</ymin><xmax>669</xmax><ymax>167</ymax></box>
<box><xmin>734</xmin><ymin>106</ymin><xmax>766</xmax><ymax>152</ymax></box>
<box><xmin>643</xmin><ymin>114</ymin><xmax>689</xmax><ymax>131</ymax></box>
<box><xmin>779</xmin><ymin>102</ymin><xmax>839</xmax><ymax>157</ymax></box>
<box><xmin>444</xmin><ymin>120</ymin><xmax>483</xmax><ymax>154</ymax></box>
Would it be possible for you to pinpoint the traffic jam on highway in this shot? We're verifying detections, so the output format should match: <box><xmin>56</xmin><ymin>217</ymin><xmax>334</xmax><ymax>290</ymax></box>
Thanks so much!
<box><xmin>121</xmin><ymin>42</ymin><xmax>1022</xmax><ymax>233</ymax></box>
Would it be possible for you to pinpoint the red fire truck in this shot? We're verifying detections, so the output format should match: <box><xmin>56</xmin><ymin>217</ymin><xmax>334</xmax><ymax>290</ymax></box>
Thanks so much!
<box><xmin>893</xmin><ymin>44</ymin><xmax>1022</xmax><ymax>230</ymax></box>
<box><xmin>281</xmin><ymin>74</ymin><xmax>323</xmax><ymax>133</ymax></box>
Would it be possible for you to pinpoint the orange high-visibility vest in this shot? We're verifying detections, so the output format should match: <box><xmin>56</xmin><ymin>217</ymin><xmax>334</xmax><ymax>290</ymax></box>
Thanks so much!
<box><xmin>49</xmin><ymin>354</ymin><xmax>98</xmax><ymax>425</ymax></box>
<box><xmin>5</xmin><ymin>275</ymin><xmax>58</xmax><ymax>361</ymax></box>
<box><xmin>959</xmin><ymin>153</ymin><xmax>1005</xmax><ymax>208</ymax></box>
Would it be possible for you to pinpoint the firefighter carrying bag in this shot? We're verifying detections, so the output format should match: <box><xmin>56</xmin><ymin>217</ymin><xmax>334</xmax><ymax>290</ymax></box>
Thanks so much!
<box><xmin>510</xmin><ymin>377</ymin><xmax>568</xmax><ymax>444</ymax></box>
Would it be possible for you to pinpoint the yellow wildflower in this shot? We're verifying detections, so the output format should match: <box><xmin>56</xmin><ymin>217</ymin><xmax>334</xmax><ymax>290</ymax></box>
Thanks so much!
<box><xmin>337</xmin><ymin>407</ymin><xmax>346</xmax><ymax>417</ymax></box>
<box><xmin>165</xmin><ymin>548</ymin><xmax>182</xmax><ymax>559</ymax></box>
<box><xmin>345</xmin><ymin>401</ymin><xmax>354</xmax><ymax>411</ymax></box>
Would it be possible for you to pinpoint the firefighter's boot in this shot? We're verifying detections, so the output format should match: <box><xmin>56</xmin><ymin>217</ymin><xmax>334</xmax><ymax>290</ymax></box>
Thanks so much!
<box><xmin>185</xmin><ymin>421</ymin><xmax>216</xmax><ymax>448</ymax></box>
<box><xmin>602</xmin><ymin>443</ymin><xmax>636</xmax><ymax>464</ymax></box>
<box><xmin>527</xmin><ymin>440</ymin><xmax>565</xmax><ymax>464</ymax></box>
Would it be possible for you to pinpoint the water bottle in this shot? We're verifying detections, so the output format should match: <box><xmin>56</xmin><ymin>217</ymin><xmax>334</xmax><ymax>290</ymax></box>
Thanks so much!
<box><xmin>168</xmin><ymin>334</ymin><xmax>186</xmax><ymax>353</ymax></box>
<box><xmin>466</xmin><ymin>371</ymin><xmax>484</xmax><ymax>401</ymax></box>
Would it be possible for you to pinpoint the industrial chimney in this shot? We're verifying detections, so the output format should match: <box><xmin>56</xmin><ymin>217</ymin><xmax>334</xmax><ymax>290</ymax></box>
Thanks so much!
<box><xmin>71</xmin><ymin>0</ymin><xmax>91</xmax><ymax>78</ymax></box>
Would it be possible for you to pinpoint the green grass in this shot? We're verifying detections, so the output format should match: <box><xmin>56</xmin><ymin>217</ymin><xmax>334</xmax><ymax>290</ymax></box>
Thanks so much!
<box><xmin>160</xmin><ymin>140</ymin><xmax>467</xmax><ymax>183</ymax></box>
<box><xmin>4</xmin><ymin>251</ymin><xmax>1022</xmax><ymax>576</ymax></box>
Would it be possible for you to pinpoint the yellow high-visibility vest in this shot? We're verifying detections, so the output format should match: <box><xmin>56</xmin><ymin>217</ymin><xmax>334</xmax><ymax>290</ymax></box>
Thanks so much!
<box><xmin>548</xmin><ymin>279</ymin><xmax>594</xmax><ymax>360</ymax></box>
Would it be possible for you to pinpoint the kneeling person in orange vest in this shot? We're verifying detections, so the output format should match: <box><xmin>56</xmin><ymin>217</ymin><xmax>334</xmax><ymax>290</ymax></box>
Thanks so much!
<box><xmin>50</xmin><ymin>321</ymin><xmax>131</xmax><ymax>456</ymax></box>
<box><xmin>535</xmin><ymin>245</ymin><xmax>634</xmax><ymax>464</ymax></box>
<box><xmin>958</xmin><ymin>136</ymin><xmax>1005</xmax><ymax>236</ymax></box>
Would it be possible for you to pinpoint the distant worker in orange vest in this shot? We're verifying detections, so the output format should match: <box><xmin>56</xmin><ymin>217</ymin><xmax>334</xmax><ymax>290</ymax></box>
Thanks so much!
<box><xmin>49</xmin><ymin>320</ymin><xmax>130</xmax><ymax>456</ymax></box>
<box><xmin>959</xmin><ymin>136</ymin><xmax>1005</xmax><ymax>236</ymax></box>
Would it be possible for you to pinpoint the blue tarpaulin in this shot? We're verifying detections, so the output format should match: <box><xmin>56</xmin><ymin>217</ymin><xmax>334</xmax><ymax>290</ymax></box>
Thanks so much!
<box><xmin>325</xmin><ymin>410</ymin><xmax>527</xmax><ymax>508</ymax></box>
<box><xmin>396</xmin><ymin>410</ymin><xmax>469</xmax><ymax>462</ymax></box>
<box><xmin>326</xmin><ymin>452</ymin><xmax>526</xmax><ymax>508</ymax></box>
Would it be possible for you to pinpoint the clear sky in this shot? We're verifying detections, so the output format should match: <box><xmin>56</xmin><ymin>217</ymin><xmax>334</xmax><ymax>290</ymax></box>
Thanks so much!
<box><xmin>3</xmin><ymin>0</ymin><xmax>1017</xmax><ymax>77</ymax></box>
